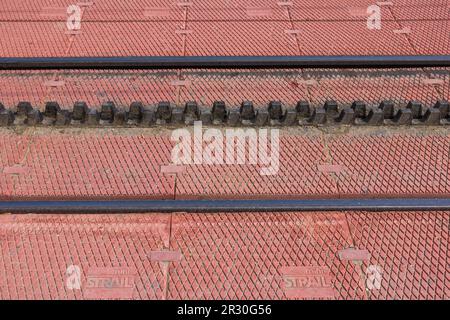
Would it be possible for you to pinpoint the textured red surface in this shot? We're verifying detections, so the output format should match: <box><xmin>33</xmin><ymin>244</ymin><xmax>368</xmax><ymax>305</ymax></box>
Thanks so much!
<box><xmin>71</xmin><ymin>21</ymin><xmax>185</xmax><ymax>57</ymax></box>
<box><xmin>0</xmin><ymin>22</ymin><xmax>70</xmax><ymax>57</ymax></box>
<box><xmin>0</xmin><ymin>211</ymin><xmax>448</xmax><ymax>299</ymax></box>
<box><xmin>167</xmin><ymin>212</ymin><xmax>365</xmax><ymax>299</ymax></box>
<box><xmin>290</xmin><ymin>6</ymin><xmax>395</xmax><ymax>21</ymax></box>
<box><xmin>0</xmin><ymin>0</ymin><xmax>74</xmax><ymax>22</ymax></box>
<box><xmin>185</xmin><ymin>21</ymin><xmax>298</xmax><ymax>56</ymax></box>
<box><xmin>1</xmin><ymin>130</ymin><xmax>449</xmax><ymax>200</ymax></box>
<box><xmin>179</xmin><ymin>69</ymin><xmax>309</xmax><ymax>108</ymax></box>
<box><xmin>327</xmin><ymin>132</ymin><xmax>450</xmax><ymax>197</ymax></box>
<box><xmin>182</xmin><ymin>0</ymin><xmax>291</xmax><ymax>21</ymax></box>
<box><xmin>1</xmin><ymin>68</ymin><xmax>448</xmax><ymax>110</ymax></box>
<box><xmin>0</xmin><ymin>0</ymin><xmax>448</xmax><ymax>109</ymax></box>
<box><xmin>176</xmin><ymin>130</ymin><xmax>450</xmax><ymax>199</ymax></box>
<box><xmin>0</xmin><ymin>0</ymin><xmax>449</xmax><ymax>301</ymax></box>
<box><xmin>292</xmin><ymin>20</ymin><xmax>415</xmax><ymax>56</ymax></box>
<box><xmin>0</xmin><ymin>134</ymin><xmax>31</xmax><ymax>199</ymax></box>
<box><xmin>347</xmin><ymin>211</ymin><xmax>449</xmax><ymax>299</ymax></box>
<box><xmin>83</xmin><ymin>0</ymin><xmax>186</xmax><ymax>22</ymax></box>
<box><xmin>304</xmin><ymin>69</ymin><xmax>442</xmax><ymax>106</ymax></box>
<box><xmin>392</xmin><ymin>4</ymin><xmax>450</xmax><ymax>21</ymax></box>
<box><xmin>0</xmin><ymin>132</ymin><xmax>175</xmax><ymax>200</ymax></box>
<box><xmin>0</xmin><ymin>214</ymin><xmax>171</xmax><ymax>299</ymax></box>
<box><xmin>174</xmin><ymin>134</ymin><xmax>339</xmax><ymax>199</ymax></box>
<box><xmin>0</xmin><ymin>71</ymin><xmax>56</xmax><ymax>109</ymax></box>
<box><xmin>47</xmin><ymin>70</ymin><xmax>180</xmax><ymax>109</ymax></box>
<box><xmin>0</xmin><ymin>0</ymin><xmax>447</xmax><ymax>58</ymax></box>
<box><xmin>427</xmin><ymin>68</ymin><xmax>450</xmax><ymax>101</ymax></box>
<box><xmin>398</xmin><ymin>20</ymin><xmax>450</xmax><ymax>55</ymax></box>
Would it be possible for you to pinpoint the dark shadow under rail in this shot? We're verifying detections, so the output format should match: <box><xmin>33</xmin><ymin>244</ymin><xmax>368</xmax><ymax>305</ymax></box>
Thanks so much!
<box><xmin>1</xmin><ymin>55</ymin><xmax>450</xmax><ymax>70</ymax></box>
<box><xmin>0</xmin><ymin>198</ymin><xmax>449</xmax><ymax>214</ymax></box>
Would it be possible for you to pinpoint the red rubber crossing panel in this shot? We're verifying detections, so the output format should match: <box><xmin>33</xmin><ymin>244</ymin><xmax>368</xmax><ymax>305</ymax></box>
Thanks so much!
<box><xmin>0</xmin><ymin>71</ymin><xmax>56</xmax><ymax>109</ymax></box>
<box><xmin>1</xmin><ymin>131</ymin><xmax>175</xmax><ymax>200</ymax></box>
<box><xmin>272</xmin><ymin>0</ymin><xmax>379</xmax><ymax>7</ymax></box>
<box><xmin>188</xmin><ymin>8</ymin><xmax>289</xmax><ymax>22</ymax></box>
<box><xmin>0</xmin><ymin>0</ymin><xmax>74</xmax><ymax>22</ymax></box>
<box><xmin>70</xmin><ymin>21</ymin><xmax>185</xmax><ymax>56</ymax></box>
<box><xmin>0</xmin><ymin>22</ymin><xmax>70</xmax><ymax>57</ymax></box>
<box><xmin>1</xmin><ymin>69</ymin><xmax>448</xmax><ymax>110</ymax></box>
<box><xmin>47</xmin><ymin>70</ymin><xmax>179</xmax><ymax>109</ymax></box>
<box><xmin>190</xmin><ymin>0</ymin><xmax>286</xmax><ymax>10</ymax></box>
<box><xmin>346</xmin><ymin>211</ymin><xmax>449</xmax><ymax>299</ymax></box>
<box><xmin>290</xmin><ymin>6</ymin><xmax>395</xmax><ymax>22</ymax></box>
<box><xmin>427</xmin><ymin>68</ymin><xmax>450</xmax><ymax>101</ymax></box>
<box><xmin>1</xmin><ymin>129</ymin><xmax>449</xmax><ymax>200</ymax></box>
<box><xmin>0</xmin><ymin>68</ymin><xmax>447</xmax><ymax>109</ymax></box>
<box><xmin>0</xmin><ymin>133</ymin><xmax>31</xmax><ymax>200</ymax></box>
<box><xmin>0</xmin><ymin>175</ymin><xmax>14</xmax><ymax>200</ymax></box>
<box><xmin>0</xmin><ymin>1</ymin><xmax>447</xmax><ymax>59</ymax></box>
<box><xmin>83</xmin><ymin>0</ymin><xmax>186</xmax><ymax>22</ymax></box>
<box><xmin>0</xmin><ymin>134</ymin><xmax>31</xmax><ymax>167</ymax></box>
<box><xmin>392</xmin><ymin>5</ymin><xmax>450</xmax><ymax>21</ymax></box>
<box><xmin>0</xmin><ymin>214</ymin><xmax>171</xmax><ymax>299</ymax></box>
<box><xmin>174</xmin><ymin>134</ymin><xmax>340</xmax><ymax>199</ymax></box>
<box><xmin>392</xmin><ymin>0</ymin><xmax>449</xmax><ymax>6</ymax></box>
<box><xmin>0</xmin><ymin>0</ymin><xmax>448</xmax><ymax>302</ymax></box>
<box><xmin>179</xmin><ymin>69</ymin><xmax>309</xmax><ymax>107</ymax></box>
<box><xmin>184</xmin><ymin>21</ymin><xmax>298</xmax><ymax>56</ymax></box>
<box><xmin>397</xmin><ymin>20</ymin><xmax>450</xmax><ymax>55</ymax></box>
<box><xmin>167</xmin><ymin>212</ymin><xmax>366</xmax><ymax>299</ymax></box>
<box><xmin>304</xmin><ymin>69</ymin><xmax>442</xmax><ymax>107</ymax></box>
<box><xmin>292</xmin><ymin>21</ymin><xmax>415</xmax><ymax>56</ymax></box>
<box><xmin>0</xmin><ymin>211</ymin><xmax>447</xmax><ymax>299</ymax></box>
<box><xmin>326</xmin><ymin>131</ymin><xmax>450</xmax><ymax>198</ymax></box>
<box><xmin>187</xmin><ymin>0</ymin><xmax>290</xmax><ymax>21</ymax></box>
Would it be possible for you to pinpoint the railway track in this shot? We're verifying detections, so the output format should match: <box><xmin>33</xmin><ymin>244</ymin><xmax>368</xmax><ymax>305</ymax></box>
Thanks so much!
<box><xmin>1</xmin><ymin>55</ymin><xmax>449</xmax><ymax>127</ymax></box>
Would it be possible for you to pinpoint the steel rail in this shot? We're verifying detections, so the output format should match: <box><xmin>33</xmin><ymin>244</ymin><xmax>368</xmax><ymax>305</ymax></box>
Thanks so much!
<box><xmin>0</xmin><ymin>55</ymin><xmax>450</xmax><ymax>70</ymax></box>
<box><xmin>0</xmin><ymin>198</ymin><xmax>449</xmax><ymax>213</ymax></box>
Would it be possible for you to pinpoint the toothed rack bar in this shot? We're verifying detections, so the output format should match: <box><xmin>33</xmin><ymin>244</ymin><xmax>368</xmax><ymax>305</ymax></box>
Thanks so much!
<box><xmin>1</xmin><ymin>100</ymin><xmax>450</xmax><ymax>127</ymax></box>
